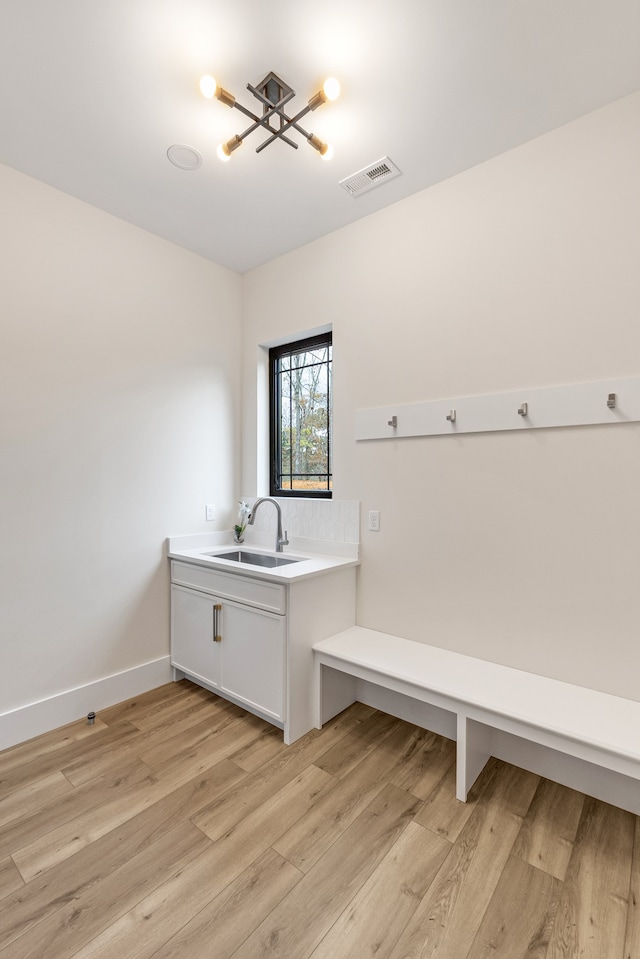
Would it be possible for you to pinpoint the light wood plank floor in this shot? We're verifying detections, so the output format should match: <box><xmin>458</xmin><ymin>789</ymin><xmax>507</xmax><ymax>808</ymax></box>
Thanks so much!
<box><xmin>1</xmin><ymin>680</ymin><xmax>639</xmax><ymax>959</ymax></box>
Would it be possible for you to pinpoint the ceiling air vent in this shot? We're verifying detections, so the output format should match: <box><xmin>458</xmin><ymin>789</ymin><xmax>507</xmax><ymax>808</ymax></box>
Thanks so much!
<box><xmin>339</xmin><ymin>156</ymin><xmax>402</xmax><ymax>197</ymax></box>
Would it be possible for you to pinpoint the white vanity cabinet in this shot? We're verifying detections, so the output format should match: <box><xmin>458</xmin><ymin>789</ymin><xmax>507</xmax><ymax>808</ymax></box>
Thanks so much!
<box><xmin>215</xmin><ymin>599</ymin><xmax>285</xmax><ymax>721</ymax></box>
<box><xmin>171</xmin><ymin>562</ymin><xmax>286</xmax><ymax>722</ymax></box>
<box><xmin>170</xmin><ymin>585</ymin><xmax>223</xmax><ymax>690</ymax></box>
<box><xmin>169</xmin><ymin>557</ymin><xmax>357</xmax><ymax>744</ymax></box>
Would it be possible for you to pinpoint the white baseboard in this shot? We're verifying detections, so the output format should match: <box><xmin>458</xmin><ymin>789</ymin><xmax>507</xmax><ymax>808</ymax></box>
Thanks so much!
<box><xmin>0</xmin><ymin>657</ymin><xmax>173</xmax><ymax>752</ymax></box>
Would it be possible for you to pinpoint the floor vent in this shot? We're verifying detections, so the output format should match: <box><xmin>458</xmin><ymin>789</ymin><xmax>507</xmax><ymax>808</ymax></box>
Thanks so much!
<box><xmin>339</xmin><ymin>156</ymin><xmax>402</xmax><ymax>197</ymax></box>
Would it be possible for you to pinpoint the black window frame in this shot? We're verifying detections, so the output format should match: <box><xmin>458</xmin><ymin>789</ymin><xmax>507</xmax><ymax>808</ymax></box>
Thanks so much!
<box><xmin>269</xmin><ymin>332</ymin><xmax>332</xmax><ymax>499</ymax></box>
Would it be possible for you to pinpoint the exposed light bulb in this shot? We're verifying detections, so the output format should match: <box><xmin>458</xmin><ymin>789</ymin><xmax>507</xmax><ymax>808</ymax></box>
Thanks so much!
<box><xmin>217</xmin><ymin>135</ymin><xmax>242</xmax><ymax>161</ymax></box>
<box><xmin>322</xmin><ymin>77</ymin><xmax>340</xmax><ymax>101</ymax></box>
<box><xmin>200</xmin><ymin>75</ymin><xmax>217</xmax><ymax>99</ymax></box>
<box><xmin>307</xmin><ymin>134</ymin><xmax>333</xmax><ymax>159</ymax></box>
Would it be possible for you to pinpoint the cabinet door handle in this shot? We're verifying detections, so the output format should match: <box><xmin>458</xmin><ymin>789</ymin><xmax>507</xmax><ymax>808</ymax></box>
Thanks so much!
<box><xmin>213</xmin><ymin>604</ymin><xmax>222</xmax><ymax>643</ymax></box>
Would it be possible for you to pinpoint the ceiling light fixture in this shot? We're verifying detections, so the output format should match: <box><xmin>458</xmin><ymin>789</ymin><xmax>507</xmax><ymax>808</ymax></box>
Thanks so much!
<box><xmin>200</xmin><ymin>71</ymin><xmax>339</xmax><ymax>161</ymax></box>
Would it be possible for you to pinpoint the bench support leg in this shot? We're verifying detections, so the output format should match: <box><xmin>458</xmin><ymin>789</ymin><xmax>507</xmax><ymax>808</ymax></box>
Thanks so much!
<box><xmin>314</xmin><ymin>660</ymin><xmax>358</xmax><ymax>729</ymax></box>
<box><xmin>457</xmin><ymin>714</ymin><xmax>492</xmax><ymax>802</ymax></box>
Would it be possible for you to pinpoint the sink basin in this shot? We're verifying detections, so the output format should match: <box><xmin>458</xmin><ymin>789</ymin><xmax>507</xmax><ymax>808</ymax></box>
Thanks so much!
<box><xmin>208</xmin><ymin>550</ymin><xmax>302</xmax><ymax>568</ymax></box>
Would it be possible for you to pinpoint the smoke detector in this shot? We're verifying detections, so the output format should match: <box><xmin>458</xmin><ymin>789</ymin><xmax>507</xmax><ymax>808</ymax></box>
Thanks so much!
<box><xmin>167</xmin><ymin>144</ymin><xmax>203</xmax><ymax>170</ymax></box>
<box><xmin>339</xmin><ymin>156</ymin><xmax>402</xmax><ymax>196</ymax></box>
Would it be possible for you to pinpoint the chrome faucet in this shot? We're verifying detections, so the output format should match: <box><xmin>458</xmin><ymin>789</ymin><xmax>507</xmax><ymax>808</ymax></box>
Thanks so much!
<box><xmin>248</xmin><ymin>497</ymin><xmax>289</xmax><ymax>553</ymax></box>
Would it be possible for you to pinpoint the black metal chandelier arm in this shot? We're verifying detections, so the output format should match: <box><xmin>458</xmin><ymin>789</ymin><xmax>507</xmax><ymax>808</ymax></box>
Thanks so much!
<box><xmin>253</xmin><ymin>102</ymin><xmax>316</xmax><ymax>154</ymax></box>
<box><xmin>231</xmin><ymin>95</ymin><xmax>286</xmax><ymax>129</ymax></box>
<box><xmin>244</xmin><ymin>86</ymin><xmax>297</xmax><ymax>134</ymax></box>
<box><xmin>248</xmin><ymin>126</ymin><xmax>299</xmax><ymax>150</ymax></box>
<box><xmin>255</xmin><ymin>120</ymin><xmax>313</xmax><ymax>153</ymax></box>
<box><xmin>233</xmin><ymin>88</ymin><xmax>299</xmax><ymax>150</ymax></box>
<box><xmin>230</xmin><ymin>101</ymin><xmax>261</xmax><ymax>124</ymax></box>
<box><xmin>246</xmin><ymin>83</ymin><xmax>294</xmax><ymax>112</ymax></box>
<box><xmin>235</xmin><ymin>115</ymin><xmax>299</xmax><ymax>151</ymax></box>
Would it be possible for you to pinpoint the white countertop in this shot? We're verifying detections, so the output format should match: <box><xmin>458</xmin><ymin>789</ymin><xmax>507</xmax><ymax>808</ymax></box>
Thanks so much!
<box><xmin>167</xmin><ymin>532</ymin><xmax>360</xmax><ymax>584</ymax></box>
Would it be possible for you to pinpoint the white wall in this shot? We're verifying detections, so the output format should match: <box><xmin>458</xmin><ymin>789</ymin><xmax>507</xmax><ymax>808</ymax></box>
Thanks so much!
<box><xmin>3</xmin><ymin>88</ymin><xmax>639</xmax><ymax>748</ymax></box>
<box><xmin>0</xmin><ymin>164</ymin><xmax>241</xmax><ymax>739</ymax></box>
<box><xmin>242</xmin><ymin>91</ymin><xmax>640</xmax><ymax>702</ymax></box>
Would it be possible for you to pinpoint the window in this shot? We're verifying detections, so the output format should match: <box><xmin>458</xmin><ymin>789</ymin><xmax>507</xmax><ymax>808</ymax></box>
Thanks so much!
<box><xmin>269</xmin><ymin>332</ymin><xmax>332</xmax><ymax>498</ymax></box>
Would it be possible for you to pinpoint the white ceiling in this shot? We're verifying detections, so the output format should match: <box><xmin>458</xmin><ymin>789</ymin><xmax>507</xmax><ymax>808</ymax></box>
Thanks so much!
<box><xmin>1</xmin><ymin>1</ymin><xmax>639</xmax><ymax>273</ymax></box>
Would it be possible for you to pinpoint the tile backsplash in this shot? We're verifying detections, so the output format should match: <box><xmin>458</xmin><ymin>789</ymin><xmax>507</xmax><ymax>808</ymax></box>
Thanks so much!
<box><xmin>242</xmin><ymin>498</ymin><xmax>360</xmax><ymax>545</ymax></box>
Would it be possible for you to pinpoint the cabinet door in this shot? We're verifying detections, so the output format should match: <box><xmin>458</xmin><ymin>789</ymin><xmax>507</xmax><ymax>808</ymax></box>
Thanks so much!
<box><xmin>218</xmin><ymin>599</ymin><xmax>286</xmax><ymax>722</ymax></box>
<box><xmin>171</xmin><ymin>585</ymin><xmax>221</xmax><ymax>689</ymax></box>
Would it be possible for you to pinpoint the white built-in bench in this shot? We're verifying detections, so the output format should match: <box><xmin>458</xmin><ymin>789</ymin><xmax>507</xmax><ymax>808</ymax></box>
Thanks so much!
<box><xmin>313</xmin><ymin>626</ymin><xmax>640</xmax><ymax>815</ymax></box>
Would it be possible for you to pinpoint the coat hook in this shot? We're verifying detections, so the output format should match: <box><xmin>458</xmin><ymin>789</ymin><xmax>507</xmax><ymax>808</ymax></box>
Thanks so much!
<box><xmin>446</xmin><ymin>409</ymin><xmax>456</xmax><ymax>423</ymax></box>
<box><xmin>518</xmin><ymin>402</ymin><xmax>528</xmax><ymax>417</ymax></box>
<box><xmin>387</xmin><ymin>415</ymin><xmax>397</xmax><ymax>428</ymax></box>
<box><xmin>607</xmin><ymin>393</ymin><xmax>616</xmax><ymax>410</ymax></box>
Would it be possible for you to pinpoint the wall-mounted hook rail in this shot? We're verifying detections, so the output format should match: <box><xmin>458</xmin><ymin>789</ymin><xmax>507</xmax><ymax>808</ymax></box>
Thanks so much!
<box><xmin>355</xmin><ymin>375</ymin><xmax>640</xmax><ymax>442</ymax></box>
